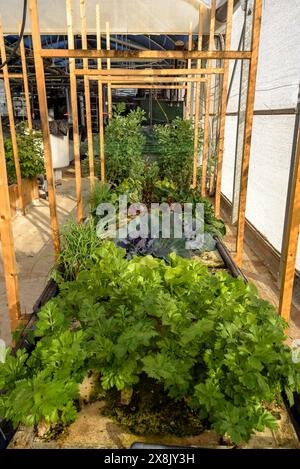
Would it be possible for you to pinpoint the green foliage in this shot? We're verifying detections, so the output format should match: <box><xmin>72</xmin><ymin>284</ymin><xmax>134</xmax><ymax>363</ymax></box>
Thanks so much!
<box><xmin>105</xmin><ymin>103</ymin><xmax>146</xmax><ymax>184</ymax></box>
<box><xmin>154</xmin><ymin>118</ymin><xmax>201</xmax><ymax>189</ymax></box>
<box><xmin>5</xmin><ymin>132</ymin><xmax>44</xmax><ymax>184</ymax></box>
<box><xmin>153</xmin><ymin>179</ymin><xmax>226</xmax><ymax>237</ymax></box>
<box><xmin>1</xmin><ymin>242</ymin><xmax>299</xmax><ymax>444</ymax></box>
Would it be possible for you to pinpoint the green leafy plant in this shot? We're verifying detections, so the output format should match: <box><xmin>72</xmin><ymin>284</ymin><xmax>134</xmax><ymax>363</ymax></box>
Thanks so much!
<box><xmin>153</xmin><ymin>179</ymin><xmax>226</xmax><ymax>237</ymax></box>
<box><xmin>5</xmin><ymin>132</ymin><xmax>44</xmax><ymax>185</ymax></box>
<box><xmin>105</xmin><ymin>103</ymin><xmax>146</xmax><ymax>184</ymax></box>
<box><xmin>154</xmin><ymin>118</ymin><xmax>202</xmax><ymax>190</ymax></box>
<box><xmin>1</xmin><ymin>242</ymin><xmax>299</xmax><ymax>444</ymax></box>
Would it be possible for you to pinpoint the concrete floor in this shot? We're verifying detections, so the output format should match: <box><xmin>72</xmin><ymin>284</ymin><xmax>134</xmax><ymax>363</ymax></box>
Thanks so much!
<box><xmin>0</xmin><ymin>171</ymin><xmax>90</xmax><ymax>344</ymax></box>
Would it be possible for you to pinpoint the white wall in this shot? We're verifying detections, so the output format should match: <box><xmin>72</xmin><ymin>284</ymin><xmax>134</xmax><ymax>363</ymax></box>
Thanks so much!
<box><xmin>222</xmin><ymin>0</ymin><xmax>300</xmax><ymax>269</ymax></box>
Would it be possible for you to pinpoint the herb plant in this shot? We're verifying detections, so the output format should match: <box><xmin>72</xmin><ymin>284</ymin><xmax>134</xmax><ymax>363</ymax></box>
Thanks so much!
<box><xmin>5</xmin><ymin>132</ymin><xmax>44</xmax><ymax>185</ymax></box>
<box><xmin>154</xmin><ymin>118</ymin><xmax>201</xmax><ymax>190</ymax></box>
<box><xmin>105</xmin><ymin>103</ymin><xmax>146</xmax><ymax>184</ymax></box>
<box><xmin>1</xmin><ymin>242</ymin><xmax>299</xmax><ymax>444</ymax></box>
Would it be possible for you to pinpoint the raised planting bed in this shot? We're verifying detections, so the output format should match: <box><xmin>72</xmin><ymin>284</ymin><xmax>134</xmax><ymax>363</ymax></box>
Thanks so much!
<box><xmin>1</xmin><ymin>236</ymin><xmax>300</xmax><ymax>450</ymax></box>
<box><xmin>8</xmin><ymin>177</ymin><xmax>39</xmax><ymax>218</ymax></box>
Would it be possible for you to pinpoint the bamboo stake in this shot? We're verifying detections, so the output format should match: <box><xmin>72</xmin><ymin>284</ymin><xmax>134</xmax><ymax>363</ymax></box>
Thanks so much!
<box><xmin>106</xmin><ymin>21</ymin><xmax>112</xmax><ymax>119</ymax></box>
<box><xmin>201</xmin><ymin>0</ymin><xmax>216</xmax><ymax>197</ymax></box>
<box><xmin>192</xmin><ymin>5</ymin><xmax>203</xmax><ymax>189</ymax></box>
<box><xmin>236</xmin><ymin>0</ymin><xmax>263</xmax><ymax>266</ymax></box>
<box><xmin>66</xmin><ymin>0</ymin><xmax>83</xmax><ymax>223</ymax></box>
<box><xmin>0</xmin><ymin>116</ymin><xmax>21</xmax><ymax>332</ymax></box>
<box><xmin>96</xmin><ymin>4</ymin><xmax>105</xmax><ymax>184</ymax></box>
<box><xmin>19</xmin><ymin>21</ymin><xmax>32</xmax><ymax>132</ymax></box>
<box><xmin>214</xmin><ymin>0</ymin><xmax>234</xmax><ymax>217</ymax></box>
<box><xmin>0</xmin><ymin>21</ymin><xmax>25</xmax><ymax>215</ymax></box>
<box><xmin>279</xmin><ymin>125</ymin><xmax>300</xmax><ymax>323</ymax></box>
<box><xmin>74</xmin><ymin>67</ymin><xmax>224</xmax><ymax>76</ymax></box>
<box><xmin>185</xmin><ymin>21</ymin><xmax>193</xmax><ymax>120</ymax></box>
<box><xmin>80</xmin><ymin>0</ymin><xmax>94</xmax><ymax>194</ymax></box>
<box><xmin>28</xmin><ymin>0</ymin><xmax>60</xmax><ymax>256</ymax></box>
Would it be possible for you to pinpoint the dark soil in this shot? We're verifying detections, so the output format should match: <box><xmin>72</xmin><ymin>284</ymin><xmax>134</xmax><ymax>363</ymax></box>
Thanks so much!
<box><xmin>102</xmin><ymin>375</ymin><xmax>208</xmax><ymax>436</ymax></box>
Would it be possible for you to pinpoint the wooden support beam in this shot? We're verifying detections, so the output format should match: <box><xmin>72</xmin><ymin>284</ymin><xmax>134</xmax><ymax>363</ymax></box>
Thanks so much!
<box><xmin>80</xmin><ymin>0</ymin><xmax>94</xmax><ymax>194</ymax></box>
<box><xmin>28</xmin><ymin>0</ymin><xmax>60</xmax><ymax>256</ymax></box>
<box><xmin>214</xmin><ymin>0</ymin><xmax>234</xmax><ymax>217</ymax></box>
<box><xmin>185</xmin><ymin>21</ymin><xmax>193</xmax><ymax>120</ymax></box>
<box><xmin>201</xmin><ymin>0</ymin><xmax>216</xmax><ymax>197</ymax></box>
<box><xmin>236</xmin><ymin>0</ymin><xmax>263</xmax><ymax>266</ymax></box>
<box><xmin>96</xmin><ymin>4</ymin><xmax>105</xmax><ymax>183</ymax></box>
<box><xmin>19</xmin><ymin>22</ymin><xmax>32</xmax><ymax>132</ymax></box>
<box><xmin>106</xmin><ymin>21</ymin><xmax>112</xmax><ymax>119</ymax></box>
<box><xmin>66</xmin><ymin>0</ymin><xmax>83</xmax><ymax>223</ymax></box>
<box><xmin>0</xmin><ymin>117</ymin><xmax>21</xmax><ymax>332</ymax></box>
<box><xmin>192</xmin><ymin>5</ymin><xmax>203</xmax><ymax>189</ymax></box>
<box><xmin>74</xmin><ymin>67</ymin><xmax>224</xmax><ymax>76</ymax></box>
<box><xmin>0</xmin><ymin>21</ymin><xmax>25</xmax><ymax>215</ymax></box>
<box><xmin>111</xmin><ymin>84</ymin><xmax>188</xmax><ymax>89</ymax></box>
<box><xmin>279</xmin><ymin>125</ymin><xmax>300</xmax><ymax>323</ymax></box>
<box><xmin>87</xmin><ymin>76</ymin><xmax>207</xmax><ymax>83</ymax></box>
<box><xmin>41</xmin><ymin>49</ymin><xmax>252</xmax><ymax>60</ymax></box>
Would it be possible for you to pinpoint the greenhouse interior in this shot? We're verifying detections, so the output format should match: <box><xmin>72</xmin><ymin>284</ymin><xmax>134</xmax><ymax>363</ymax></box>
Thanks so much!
<box><xmin>0</xmin><ymin>0</ymin><xmax>300</xmax><ymax>455</ymax></box>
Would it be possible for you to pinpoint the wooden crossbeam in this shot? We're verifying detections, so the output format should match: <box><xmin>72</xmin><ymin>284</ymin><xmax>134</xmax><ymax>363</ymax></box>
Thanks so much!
<box><xmin>111</xmin><ymin>84</ymin><xmax>188</xmax><ymax>89</ymax></box>
<box><xmin>74</xmin><ymin>67</ymin><xmax>224</xmax><ymax>76</ymax></box>
<box><xmin>41</xmin><ymin>49</ymin><xmax>252</xmax><ymax>60</ymax></box>
<box><xmin>86</xmin><ymin>76</ymin><xmax>208</xmax><ymax>83</ymax></box>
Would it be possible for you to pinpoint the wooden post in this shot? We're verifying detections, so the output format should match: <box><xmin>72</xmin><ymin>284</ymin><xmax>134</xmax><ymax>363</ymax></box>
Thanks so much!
<box><xmin>0</xmin><ymin>21</ymin><xmax>25</xmax><ymax>215</ymax></box>
<box><xmin>96</xmin><ymin>5</ymin><xmax>105</xmax><ymax>183</ymax></box>
<box><xmin>0</xmin><ymin>117</ymin><xmax>21</xmax><ymax>331</ymax></box>
<box><xmin>19</xmin><ymin>21</ymin><xmax>33</xmax><ymax>133</ymax></box>
<box><xmin>201</xmin><ymin>0</ymin><xmax>216</xmax><ymax>197</ymax></box>
<box><xmin>185</xmin><ymin>21</ymin><xmax>193</xmax><ymax>120</ymax></box>
<box><xmin>235</xmin><ymin>0</ymin><xmax>263</xmax><ymax>266</ymax></box>
<box><xmin>278</xmin><ymin>125</ymin><xmax>300</xmax><ymax>323</ymax></box>
<box><xmin>214</xmin><ymin>0</ymin><xmax>234</xmax><ymax>217</ymax></box>
<box><xmin>106</xmin><ymin>21</ymin><xmax>112</xmax><ymax>120</ymax></box>
<box><xmin>28</xmin><ymin>0</ymin><xmax>60</xmax><ymax>256</ymax></box>
<box><xmin>192</xmin><ymin>6</ymin><xmax>203</xmax><ymax>189</ymax></box>
<box><xmin>80</xmin><ymin>0</ymin><xmax>95</xmax><ymax>194</ymax></box>
<box><xmin>66</xmin><ymin>0</ymin><xmax>84</xmax><ymax>223</ymax></box>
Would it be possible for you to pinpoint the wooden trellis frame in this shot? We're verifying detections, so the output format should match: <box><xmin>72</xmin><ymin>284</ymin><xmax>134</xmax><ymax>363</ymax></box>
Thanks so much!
<box><xmin>26</xmin><ymin>0</ymin><xmax>261</xmax><ymax>259</ymax></box>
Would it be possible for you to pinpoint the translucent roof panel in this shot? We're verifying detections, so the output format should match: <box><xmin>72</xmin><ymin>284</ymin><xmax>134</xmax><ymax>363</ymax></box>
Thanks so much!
<box><xmin>0</xmin><ymin>0</ymin><xmax>227</xmax><ymax>34</ymax></box>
